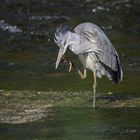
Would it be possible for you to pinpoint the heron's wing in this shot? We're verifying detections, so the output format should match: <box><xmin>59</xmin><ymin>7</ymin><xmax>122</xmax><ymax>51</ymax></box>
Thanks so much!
<box><xmin>74</xmin><ymin>23</ymin><xmax>118</xmax><ymax>70</ymax></box>
<box><xmin>74</xmin><ymin>22</ymin><xmax>123</xmax><ymax>82</ymax></box>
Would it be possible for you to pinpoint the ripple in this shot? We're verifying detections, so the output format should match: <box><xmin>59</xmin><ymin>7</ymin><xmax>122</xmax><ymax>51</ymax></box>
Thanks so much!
<box><xmin>101</xmin><ymin>25</ymin><xmax>112</xmax><ymax>30</ymax></box>
<box><xmin>111</xmin><ymin>0</ymin><xmax>130</xmax><ymax>7</ymax></box>
<box><xmin>0</xmin><ymin>20</ymin><xmax>22</xmax><ymax>33</ymax></box>
<box><xmin>92</xmin><ymin>6</ymin><xmax>110</xmax><ymax>13</ymax></box>
<box><xmin>29</xmin><ymin>15</ymin><xmax>70</xmax><ymax>21</ymax></box>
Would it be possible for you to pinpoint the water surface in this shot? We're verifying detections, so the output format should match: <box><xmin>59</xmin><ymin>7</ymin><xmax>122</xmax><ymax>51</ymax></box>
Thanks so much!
<box><xmin>0</xmin><ymin>107</ymin><xmax>140</xmax><ymax>140</ymax></box>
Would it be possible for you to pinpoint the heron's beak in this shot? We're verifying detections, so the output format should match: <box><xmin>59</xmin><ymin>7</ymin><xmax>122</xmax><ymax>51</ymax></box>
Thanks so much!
<box><xmin>55</xmin><ymin>45</ymin><xmax>68</xmax><ymax>69</ymax></box>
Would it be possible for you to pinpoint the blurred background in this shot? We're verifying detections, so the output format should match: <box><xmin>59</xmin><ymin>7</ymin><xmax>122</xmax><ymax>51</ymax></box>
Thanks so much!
<box><xmin>0</xmin><ymin>0</ymin><xmax>140</xmax><ymax>93</ymax></box>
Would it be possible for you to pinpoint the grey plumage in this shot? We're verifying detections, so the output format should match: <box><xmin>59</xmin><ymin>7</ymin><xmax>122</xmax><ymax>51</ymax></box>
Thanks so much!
<box><xmin>55</xmin><ymin>22</ymin><xmax>123</xmax><ymax>107</ymax></box>
<box><xmin>55</xmin><ymin>22</ymin><xmax>123</xmax><ymax>83</ymax></box>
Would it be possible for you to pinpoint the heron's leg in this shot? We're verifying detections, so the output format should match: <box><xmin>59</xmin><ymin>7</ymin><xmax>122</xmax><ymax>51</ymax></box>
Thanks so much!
<box><xmin>93</xmin><ymin>71</ymin><xmax>97</xmax><ymax>108</ymax></box>
<box><xmin>84</xmin><ymin>69</ymin><xmax>87</xmax><ymax>78</ymax></box>
<box><xmin>76</xmin><ymin>68</ymin><xmax>87</xmax><ymax>79</ymax></box>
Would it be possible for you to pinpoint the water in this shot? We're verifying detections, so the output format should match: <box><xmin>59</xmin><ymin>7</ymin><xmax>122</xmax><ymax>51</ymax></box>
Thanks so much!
<box><xmin>0</xmin><ymin>0</ymin><xmax>140</xmax><ymax>139</ymax></box>
<box><xmin>0</xmin><ymin>107</ymin><xmax>140</xmax><ymax>140</ymax></box>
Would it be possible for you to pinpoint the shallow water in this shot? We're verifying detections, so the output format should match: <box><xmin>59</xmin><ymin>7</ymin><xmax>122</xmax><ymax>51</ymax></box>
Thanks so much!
<box><xmin>0</xmin><ymin>107</ymin><xmax>140</xmax><ymax>140</ymax></box>
<box><xmin>0</xmin><ymin>0</ymin><xmax>140</xmax><ymax>139</ymax></box>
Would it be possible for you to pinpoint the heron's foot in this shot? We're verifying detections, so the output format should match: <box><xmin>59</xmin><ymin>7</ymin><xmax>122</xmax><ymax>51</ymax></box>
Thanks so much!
<box><xmin>77</xmin><ymin>68</ymin><xmax>87</xmax><ymax>79</ymax></box>
<box><xmin>62</xmin><ymin>56</ymin><xmax>73</xmax><ymax>72</ymax></box>
<box><xmin>80</xmin><ymin>75</ymin><xmax>86</xmax><ymax>79</ymax></box>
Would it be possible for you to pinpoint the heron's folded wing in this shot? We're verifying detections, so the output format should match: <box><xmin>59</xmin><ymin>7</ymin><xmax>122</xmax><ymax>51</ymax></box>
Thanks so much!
<box><xmin>75</xmin><ymin>23</ymin><xmax>119</xmax><ymax>71</ymax></box>
<box><xmin>84</xmin><ymin>47</ymin><xmax>103</xmax><ymax>55</ymax></box>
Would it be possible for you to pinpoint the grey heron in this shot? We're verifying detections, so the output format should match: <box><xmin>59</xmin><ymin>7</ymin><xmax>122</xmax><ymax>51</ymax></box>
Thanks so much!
<box><xmin>54</xmin><ymin>22</ymin><xmax>123</xmax><ymax>108</ymax></box>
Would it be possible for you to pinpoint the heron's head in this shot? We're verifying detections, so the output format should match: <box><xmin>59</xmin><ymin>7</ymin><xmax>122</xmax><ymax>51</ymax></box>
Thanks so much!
<box><xmin>54</xmin><ymin>26</ymin><xmax>70</xmax><ymax>69</ymax></box>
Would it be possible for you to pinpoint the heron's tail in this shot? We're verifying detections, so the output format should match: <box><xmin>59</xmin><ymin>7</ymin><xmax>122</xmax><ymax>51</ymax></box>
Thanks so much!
<box><xmin>113</xmin><ymin>58</ymin><xmax>123</xmax><ymax>83</ymax></box>
<box><xmin>107</xmin><ymin>57</ymin><xmax>123</xmax><ymax>84</ymax></box>
<box><xmin>99</xmin><ymin>57</ymin><xmax>123</xmax><ymax>84</ymax></box>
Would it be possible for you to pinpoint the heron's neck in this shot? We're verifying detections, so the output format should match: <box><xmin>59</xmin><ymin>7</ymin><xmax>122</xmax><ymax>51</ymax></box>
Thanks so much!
<box><xmin>67</xmin><ymin>32</ymin><xmax>80</xmax><ymax>52</ymax></box>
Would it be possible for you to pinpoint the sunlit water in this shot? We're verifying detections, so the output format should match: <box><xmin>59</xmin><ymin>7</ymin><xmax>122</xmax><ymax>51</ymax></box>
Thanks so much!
<box><xmin>0</xmin><ymin>0</ymin><xmax>140</xmax><ymax>139</ymax></box>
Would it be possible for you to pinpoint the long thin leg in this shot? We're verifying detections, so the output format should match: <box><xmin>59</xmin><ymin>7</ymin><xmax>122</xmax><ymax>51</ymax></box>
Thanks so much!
<box><xmin>76</xmin><ymin>67</ymin><xmax>87</xmax><ymax>79</ymax></box>
<box><xmin>93</xmin><ymin>71</ymin><xmax>97</xmax><ymax>108</ymax></box>
<box><xmin>84</xmin><ymin>69</ymin><xmax>87</xmax><ymax>78</ymax></box>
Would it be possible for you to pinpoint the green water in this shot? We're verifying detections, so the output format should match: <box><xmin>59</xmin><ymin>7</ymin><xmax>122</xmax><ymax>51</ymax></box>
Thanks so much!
<box><xmin>0</xmin><ymin>107</ymin><xmax>140</xmax><ymax>140</ymax></box>
<box><xmin>0</xmin><ymin>0</ymin><xmax>140</xmax><ymax>139</ymax></box>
